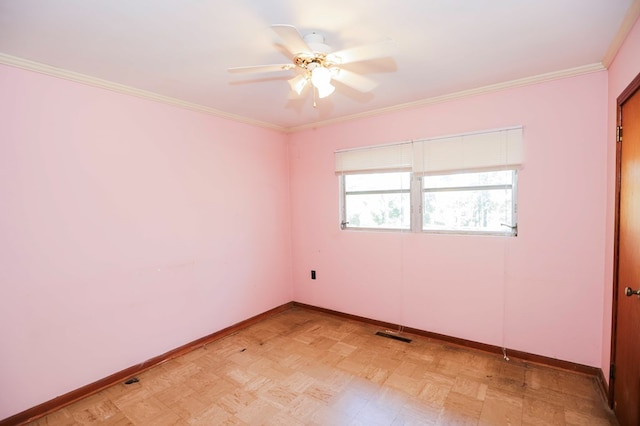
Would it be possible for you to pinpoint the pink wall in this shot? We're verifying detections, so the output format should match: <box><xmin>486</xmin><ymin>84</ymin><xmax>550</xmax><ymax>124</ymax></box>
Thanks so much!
<box><xmin>3</xmin><ymin>17</ymin><xmax>636</xmax><ymax>417</ymax></box>
<box><xmin>0</xmin><ymin>65</ymin><xmax>293</xmax><ymax>419</ymax></box>
<box><xmin>602</xmin><ymin>14</ymin><xmax>640</xmax><ymax>384</ymax></box>
<box><xmin>289</xmin><ymin>71</ymin><xmax>609</xmax><ymax>368</ymax></box>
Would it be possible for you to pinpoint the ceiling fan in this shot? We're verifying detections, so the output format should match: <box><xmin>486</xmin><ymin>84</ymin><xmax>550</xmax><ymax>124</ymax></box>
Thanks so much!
<box><xmin>228</xmin><ymin>25</ymin><xmax>397</xmax><ymax>105</ymax></box>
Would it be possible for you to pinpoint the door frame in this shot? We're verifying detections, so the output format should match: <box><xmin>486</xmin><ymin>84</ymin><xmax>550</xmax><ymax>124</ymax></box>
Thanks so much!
<box><xmin>609</xmin><ymin>71</ymin><xmax>640</xmax><ymax>408</ymax></box>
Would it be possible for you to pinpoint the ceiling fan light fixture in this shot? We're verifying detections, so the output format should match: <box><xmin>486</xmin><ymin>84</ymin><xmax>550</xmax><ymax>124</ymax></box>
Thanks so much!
<box><xmin>311</xmin><ymin>66</ymin><xmax>332</xmax><ymax>88</ymax></box>
<box><xmin>316</xmin><ymin>82</ymin><xmax>335</xmax><ymax>99</ymax></box>
<box><xmin>310</xmin><ymin>66</ymin><xmax>335</xmax><ymax>98</ymax></box>
<box><xmin>288</xmin><ymin>74</ymin><xmax>308</xmax><ymax>95</ymax></box>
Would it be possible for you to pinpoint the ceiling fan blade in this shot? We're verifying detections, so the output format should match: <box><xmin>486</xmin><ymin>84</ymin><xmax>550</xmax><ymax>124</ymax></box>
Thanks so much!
<box><xmin>228</xmin><ymin>64</ymin><xmax>294</xmax><ymax>74</ymax></box>
<box><xmin>327</xmin><ymin>40</ymin><xmax>398</xmax><ymax>65</ymax></box>
<box><xmin>331</xmin><ymin>68</ymin><xmax>379</xmax><ymax>92</ymax></box>
<box><xmin>272</xmin><ymin>24</ymin><xmax>311</xmax><ymax>55</ymax></box>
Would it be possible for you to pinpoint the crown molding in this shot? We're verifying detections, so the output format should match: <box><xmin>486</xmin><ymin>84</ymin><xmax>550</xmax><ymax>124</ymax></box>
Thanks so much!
<box><xmin>287</xmin><ymin>63</ymin><xmax>606</xmax><ymax>133</ymax></box>
<box><xmin>602</xmin><ymin>0</ymin><xmax>640</xmax><ymax>68</ymax></box>
<box><xmin>0</xmin><ymin>53</ymin><xmax>607</xmax><ymax>134</ymax></box>
<box><xmin>0</xmin><ymin>53</ymin><xmax>286</xmax><ymax>133</ymax></box>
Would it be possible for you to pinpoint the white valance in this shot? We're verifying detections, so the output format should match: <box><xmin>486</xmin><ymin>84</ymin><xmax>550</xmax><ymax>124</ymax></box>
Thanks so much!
<box><xmin>334</xmin><ymin>142</ymin><xmax>413</xmax><ymax>173</ymax></box>
<box><xmin>335</xmin><ymin>126</ymin><xmax>523</xmax><ymax>175</ymax></box>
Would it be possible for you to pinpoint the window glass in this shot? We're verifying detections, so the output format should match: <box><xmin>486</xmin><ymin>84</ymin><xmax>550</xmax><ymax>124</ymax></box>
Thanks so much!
<box><xmin>423</xmin><ymin>170</ymin><xmax>512</xmax><ymax>189</ymax></box>
<box><xmin>423</xmin><ymin>170</ymin><xmax>516</xmax><ymax>235</ymax></box>
<box><xmin>345</xmin><ymin>172</ymin><xmax>410</xmax><ymax>192</ymax></box>
<box><xmin>340</xmin><ymin>170</ymin><xmax>517</xmax><ymax>235</ymax></box>
<box><xmin>343</xmin><ymin>172</ymin><xmax>410</xmax><ymax>230</ymax></box>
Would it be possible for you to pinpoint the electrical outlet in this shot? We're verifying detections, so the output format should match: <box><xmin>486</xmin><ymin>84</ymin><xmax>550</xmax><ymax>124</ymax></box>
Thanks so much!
<box><xmin>311</xmin><ymin>270</ymin><xmax>316</xmax><ymax>280</ymax></box>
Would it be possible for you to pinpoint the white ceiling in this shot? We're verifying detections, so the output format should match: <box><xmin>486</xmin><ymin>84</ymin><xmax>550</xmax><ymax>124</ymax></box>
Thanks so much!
<box><xmin>0</xmin><ymin>1</ymin><xmax>636</xmax><ymax>130</ymax></box>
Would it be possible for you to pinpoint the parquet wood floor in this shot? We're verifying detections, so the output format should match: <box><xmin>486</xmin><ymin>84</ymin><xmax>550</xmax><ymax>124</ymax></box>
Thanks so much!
<box><xmin>29</xmin><ymin>307</ymin><xmax>617</xmax><ymax>425</ymax></box>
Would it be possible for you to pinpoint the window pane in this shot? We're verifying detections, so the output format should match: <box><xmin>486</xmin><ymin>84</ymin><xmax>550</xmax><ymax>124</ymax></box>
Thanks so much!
<box><xmin>345</xmin><ymin>172</ymin><xmax>410</xmax><ymax>192</ymax></box>
<box><xmin>423</xmin><ymin>188</ymin><xmax>513</xmax><ymax>233</ymax></box>
<box><xmin>346</xmin><ymin>192</ymin><xmax>410</xmax><ymax>229</ymax></box>
<box><xmin>423</xmin><ymin>170</ymin><xmax>512</xmax><ymax>189</ymax></box>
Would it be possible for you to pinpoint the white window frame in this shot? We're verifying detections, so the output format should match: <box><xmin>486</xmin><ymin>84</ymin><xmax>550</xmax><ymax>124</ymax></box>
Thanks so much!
<box><xmin>336</xmin><ymin>127</ymin><xmax>523</xmax><ymax>236</ymax></box>
<box><xmin>418</xmin><ymin>169</ymin><xmax>518</xmax><ymax>236</ymax></box>
<box><xmin>339</xmin><ymin>169</ymin><xmax>518</xmax><ymax>236</ymax></box>
<box><xmin>340</xmin><ymin>171</ymin><xmax>412</xmax><ymax>231</ymax></box>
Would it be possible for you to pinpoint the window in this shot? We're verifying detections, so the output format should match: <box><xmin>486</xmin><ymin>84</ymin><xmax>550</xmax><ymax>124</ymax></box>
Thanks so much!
<box><xmin>339</xmin><ymin>169</ymin><xmax>517</xmax><ymax>235</ymax></box>
<box><xmin>422</xmin><ymin>170</ymin><xmax>517</xmax><ymax>235</ymax></box>
<box><xmin>336</xmin><ymin>127</ymin><xmax>522</xmax><ymax>236</ymax></box>
<box><xmin>342</xmin><ymin>172</ymin><xmax>411</xmax><ymax>230</ymax></box>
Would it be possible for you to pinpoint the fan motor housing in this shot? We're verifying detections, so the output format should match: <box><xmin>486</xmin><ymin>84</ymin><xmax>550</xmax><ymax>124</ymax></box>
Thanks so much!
<box><xmin>293</xmin><ymin>53</ymin><xmax>331</xmax><ymax>70</ymax></box>
<box><xmin>303</xmin><ymin>32</ymin><xmax>331</xmax><ymax>54</ymax></box>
